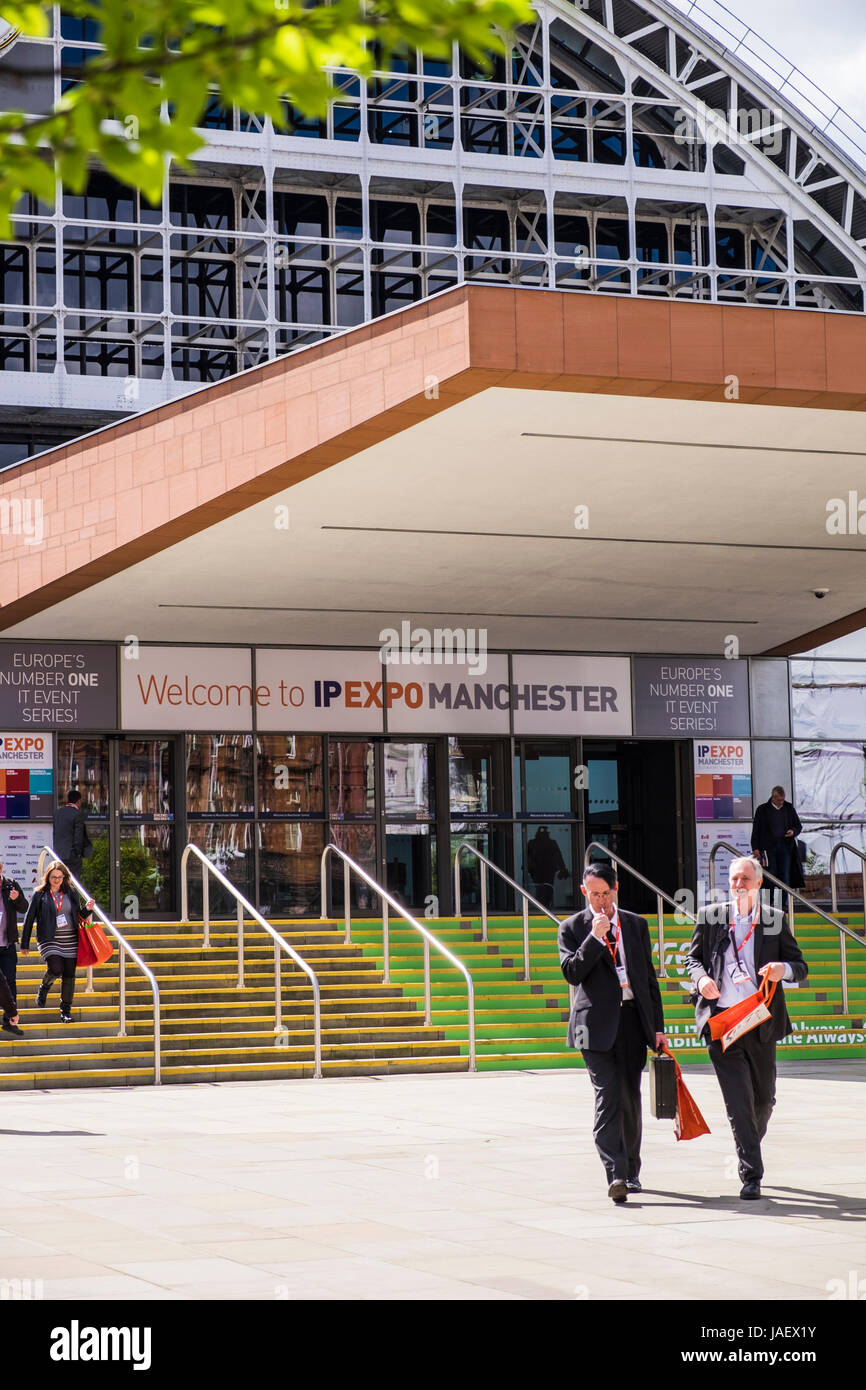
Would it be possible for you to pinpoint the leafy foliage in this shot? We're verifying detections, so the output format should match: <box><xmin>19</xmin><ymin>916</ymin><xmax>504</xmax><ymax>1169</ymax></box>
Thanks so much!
<box><xmin>0</xmin><ymin>0</ymin><xmax>531</xmax><ymax>233</ymax></box>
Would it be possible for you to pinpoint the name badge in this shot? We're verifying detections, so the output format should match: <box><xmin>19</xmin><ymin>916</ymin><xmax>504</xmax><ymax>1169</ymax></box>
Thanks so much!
<box><xmin>616</xmin><ymin>965</ymin><xmax>629</xmax><ymax>988</ymax></box>
<box><xmin>55</xmin><ymin>913</ymin><xmax>68</xmax><ymax>927</ymax></box>
<box><xmin>727</xmin><ymin>961</ymin><xmax>750</xmax><ymax>987</ymax></box>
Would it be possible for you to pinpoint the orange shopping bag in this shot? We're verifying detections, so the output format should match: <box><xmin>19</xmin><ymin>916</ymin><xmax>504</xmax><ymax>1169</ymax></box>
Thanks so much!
<box><xmin>708</xmin><ymin>976</ymin><xmax>777</xmax><ymax>1052</ymax></box>
<box><xmin>660</xmin><ymin>1045</ymin><xmax>711</xmax><ymax>1142</ymax></box>
<box><xmin>77</xmin><ymin>921</ymin><xmax>114</xmax><ymax>968</ymax></box>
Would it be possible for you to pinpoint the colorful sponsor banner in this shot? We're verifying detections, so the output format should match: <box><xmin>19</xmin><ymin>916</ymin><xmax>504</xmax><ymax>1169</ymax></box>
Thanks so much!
<box><xmin>0</xmin><ymin>823</ymin><xmax>52</xmax><ymax>889</ymax></box>
<box><xmin>693</xmin><ymin>739</ymin><xmax>752</xmax><ymax>821</ymax></box>
<box><xmin>0</xmin><ymin>732</ymin><xmax>53</xmax><ymax>819</ymax></box>
<box><xmin>634</xmin><ymin>658</ymin><xmax>750</xmax><ymax>737</ymax></box>
<box><xmin>122</xmin><ymin>647</ymin><xmax>255</xmax><ymax>731</ymax></box>
<box><xmin>0</xmin><ymin>643</ymin><xmax>117</xmax><ymax>729</ymax></box>
<box><xmin>510</xmin><ymin>656</ymin><xmax>632</xmax><ymax>736</ymax></box>
<box><xmin>696</xmin><ymin>821</ymin><xmax>753</xmax><ymax>901</ymax></box>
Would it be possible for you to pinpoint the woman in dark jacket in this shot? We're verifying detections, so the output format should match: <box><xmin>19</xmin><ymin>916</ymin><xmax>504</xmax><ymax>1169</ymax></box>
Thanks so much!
<box><xmin>20</xmin><ymin>861</ymin><xmax>95</xmax><ymax>1023</ymax></box>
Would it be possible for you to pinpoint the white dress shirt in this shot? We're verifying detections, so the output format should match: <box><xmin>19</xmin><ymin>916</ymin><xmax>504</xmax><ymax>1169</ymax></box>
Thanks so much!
<box><xmin>604</xmin><ymin>907</ymin><xmax>633</xmax><ymax>1002</ymax></box>
<box><xmin>716</xmin><ymin>906</ymin><xmax>794</xmax><ymax>1009</ymax></box>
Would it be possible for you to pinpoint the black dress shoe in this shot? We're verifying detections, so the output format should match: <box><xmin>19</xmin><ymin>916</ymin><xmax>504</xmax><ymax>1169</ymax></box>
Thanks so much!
<box><xmin>1</xmin><ymin>1021</ymin><xmax>24</xmax><ymax>1037</ymax></box>
<box><xmin>626</xmin><ymin>1179</ymin><xmax>642</xmax><ymax>1193</ymax></box>
<box><xmin>608</xmin><ymin>1179</ymin><xmax>628</xmax><ymax>1204</ymax></box>
<box><xmin>740</xmin><ymin>1180</ymin><xmax>762</xmax><ymax>1200</ymax></box>
<box><xmin>60</xmin><ymin>1009</ymin><xmax>72</xmax><ymax>1024</ymax></box>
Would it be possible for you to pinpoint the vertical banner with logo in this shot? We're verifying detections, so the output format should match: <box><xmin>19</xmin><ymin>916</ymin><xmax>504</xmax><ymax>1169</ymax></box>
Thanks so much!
<box><xmin>0</xmin><ymin>732</ymin><xmax>53</xmax><ymax>819</ymax></box>
<box><xmin>693</xmin><ymin>740</ymin><xmax>752</xmax><ymax>821</ymax></box>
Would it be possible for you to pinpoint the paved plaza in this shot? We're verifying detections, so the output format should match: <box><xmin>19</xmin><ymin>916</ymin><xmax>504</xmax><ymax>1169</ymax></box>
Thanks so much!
<box><xmin>0</xmin><ymin>1062</ymin><xmax>863</xmax><ymax>1301</ymax></box>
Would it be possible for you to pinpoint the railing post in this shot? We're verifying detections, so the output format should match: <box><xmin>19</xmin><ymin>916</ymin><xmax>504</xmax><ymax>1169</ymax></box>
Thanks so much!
<box><xmin>787</xmin><ymin>889</ymin><xmax>795</xmax><ymax>933</ymax></box>
<box><xmin>454</xmin><ymin>849</ymin><xmax>462</xmax><ymax>920</ymax></box>
<box><xmin>202</xmin><ymin>871</ymin><xmax>210</xmax><ymax>949</ymax></box>
<box><xmin>830</xmin><ymin>846</ymin><xmax>839</xmax><ymax>915</ymax></box>
<box><xmin>840</xmin><ymin>931</ymin><xmax>849</xmax><ymax>1013</ymax></box>
<box><xmin>344</xmin><ymin>860</ymin><xmax>351</xmax><ymax>944</ymax></box>
<box><xmin>320</xmin><ymin>848</ymin><xmax>328</xmax><ymax>920</ymax></box>
<box><xmin>181</xmin><ymin>850</ymin><xmax>188</xmax><ymax>922</ymax></box>
<box><xmin>84</xmin><ymin>964</ymin><xmax>95</xmax><ymax>994</ymax></box>
<box><xmin>117</xmin><ymin>951</ymin><xmax>125</xmax><ymax>1036</ymax></box>
<box><xmin>522</xmin><ymin>897</ymin><xmax>530</xmax><ymax>983</ymax></box>
<box><xmin>656</xmin><ymin>894</ymin><xmax>668</xmax><ymax>978</ymax></box>
<box><xmin>382</xmin><ymin>897</ymin><xmax>390</xmax><ymax>985</ymax></box>
<box><xmin>423</xmin><ymin>936</ymin><xmax>431</xmax><ymax>1025</ymax></box>
<box><xmin>274</xmin><ymin>939</ymin><xmax>282</xmax><ymax>1034</ymax></box>
<box><xmin>467</xmin><ymin>983</ymin><xmax>476</xmax><ymax>1072</ymax></box>
<box><xmin>237</xmin><ymin>900</ymin><xmax>244</xmax><ymax>989</ymax></box>
<box><xmin>480</xmin><ymin>860</ymin><xmax>488</xmax><ymax>943</ymax></box>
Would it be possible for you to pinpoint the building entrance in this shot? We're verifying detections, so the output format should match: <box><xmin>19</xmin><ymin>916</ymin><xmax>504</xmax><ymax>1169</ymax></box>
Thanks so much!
<box><xmin>583</xmin><ymin>740</ymin><xmax>692</xmax><ymax>913</ymax></box>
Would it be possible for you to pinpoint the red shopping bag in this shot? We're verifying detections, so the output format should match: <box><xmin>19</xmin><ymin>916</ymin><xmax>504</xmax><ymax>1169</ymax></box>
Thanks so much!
<box><xmin>77</xmin><ymin>921</ymin><xmax>114</xmax><ymax>967</ymax></box>
<box><xmin>708</xmin><ymin>976</ymin><xmax>777</xmax><ymax>1052</ymax></box>
<box><xmin>660</xmin><ymin>1045</ymin><xmax>711</xmax><ymax>1142</ymax></box>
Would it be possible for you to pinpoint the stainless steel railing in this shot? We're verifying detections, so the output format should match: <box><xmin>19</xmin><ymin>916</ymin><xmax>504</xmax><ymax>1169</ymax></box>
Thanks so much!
<box><xmin>453</xmin><ymin>840</ymin><xmax>563</xmax><ymax>983</ymax></box>
<box><xmin>320</xmin><ymin>843</ymin><xmax>476</xmax><ymax>1070</ymax></box>
<box><xmin>708</xmin><ymin>840</ymin><xmax>866</xmax><ymax>1014</ymax></box>
<box><xmin>36</xmin><ymin>845</ymin><xmax>162</xmax><ymax>1084</ymax></box>
<box><xmin>180</xmin><ymin>843</ymin><xmax>322</xmax><ymax>1078</ymax></box>
<box><xmin>584</xmin><ymin>843</ymin><xmax>697</xmax><ymax>979</ymax></box>
<box><xmin>829</xmin><ymin>842</ymin><xmax>866</xmax><ymax>917</ymax></box>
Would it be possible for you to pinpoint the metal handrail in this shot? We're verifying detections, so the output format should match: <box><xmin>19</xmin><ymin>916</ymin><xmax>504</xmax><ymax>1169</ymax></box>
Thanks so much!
<box><xmin>180</xmin><ymin>843</ymin><xmax>322</xmax><ymax>1078</ymax></box>
<box><xmin>453</xmin><ymin>840</ymin><xmax>563</xmax><ymax>983</ymax></box>
<box><xmin>584</xmin><ymin>843</ymin><xmax>697</xmax><ymax>979</ymax></box>
<box><xmin>708</xmin><ymin>840</ymin><xmax>866</xmax><ymax>1014</ymax></box>
<box><xmin>320</xmin><ymin>843</ymin><xmax>476</xmax><ymax>1071</ymax></box>
<box><xmin>829</xmin><ymin>842</ymin><xmax>866</xmax><ymax>917</ymax></box>
<box><xmin>35</xmin><ymin>846</ymin><xmax>162</xmax><ymax>1084</ymax></box>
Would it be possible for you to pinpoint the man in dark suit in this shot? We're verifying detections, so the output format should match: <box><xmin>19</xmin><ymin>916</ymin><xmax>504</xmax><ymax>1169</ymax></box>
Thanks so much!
<box><xmin>751</xmin><ymin>786</ymin><xmax>803</xmax><ymax>889</ymax></box>
<box><xmin>684</xmin><ymin>855</ymin><xmax>808</xmax><ymax>1200</ymax></box>
<box><xmin>52</xmin><ymin>788</ymin><xmax>90</xmax><ymax>881</ymax></box>
<box><xmin>559</xmin><ymin>862</ymin><xmax>667</xmax><ymax>1204</ymax></box>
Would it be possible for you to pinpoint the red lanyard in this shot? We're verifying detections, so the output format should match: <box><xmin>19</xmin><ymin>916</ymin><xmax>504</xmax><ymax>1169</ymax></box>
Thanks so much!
<box><xmin>731</xmin><ymin>906</ymin><xmax>759</xmax><ymax>964</ymax></box>
<box><xmin>50</xmin><ymin>889</ymin><xmax>64</xmax><ymax>913</ymax></box>
<box><xmin>603</xmin><ymin>914</ymin><xmax>621</xmax><ymax>966</ymax></box>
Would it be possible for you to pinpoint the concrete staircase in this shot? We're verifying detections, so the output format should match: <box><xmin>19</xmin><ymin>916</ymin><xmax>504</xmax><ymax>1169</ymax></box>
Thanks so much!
<box><xmin>0</xmin><ymin>911</ymin><xmax>862</xmax><ymax>1088</ymax></box>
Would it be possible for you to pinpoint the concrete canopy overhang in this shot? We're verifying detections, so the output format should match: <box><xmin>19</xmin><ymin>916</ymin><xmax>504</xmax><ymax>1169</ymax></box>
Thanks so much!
<box><xmin>1</xmin><ymin>285</ymin><xmax>866</xmax><ymax>657</ymax></box>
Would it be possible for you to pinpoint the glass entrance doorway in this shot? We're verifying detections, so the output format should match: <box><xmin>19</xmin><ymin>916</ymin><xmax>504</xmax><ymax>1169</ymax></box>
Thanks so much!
<box><xmin>583</xmin><ymin>739</ymin><xmax>689</xmax><ymax>912</ymax></box>
<box><xmin>56</xmin><ymin>735</ymin><xmax>179</xmax><ymax>918</ymax></box>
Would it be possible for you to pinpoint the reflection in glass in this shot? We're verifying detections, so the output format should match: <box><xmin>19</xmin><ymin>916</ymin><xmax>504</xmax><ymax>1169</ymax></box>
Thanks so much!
<box><xmin>515</xmin><ymin>823</ymin><xmax>575</xmax><ymax>912</ymax></box>
<box><xmin>258</xmin><ymin>821</ymin><xmax>324</xmax><ymax>916</ymax></box>
<box><xmin>514</xmin><ymin>741</ymin><xmax>573</xmax><ymax>815</ymax></box>
<box><xmin>186</xmin><ymin>820</ymin><xmax>255</xmax><ymax>915</ymax></box>
<box><xmin>76</xmin><ymin>825</ymin><xmax>109</xmax><ymax>905</ymax></box>
<box><xmin>329</xmin><ymin>741</ymin><xmax>374</xmax><ymax>817</ymax></box>
<box><xmin>451</xmin><ymin>825</ymin><xmax>510</xmax><ymax>912</ymax></box>
<box><xmin>119</xmin><ymin>824</ymin><xmax>173</xmax><ymax>913</ymax></box>
<box><xmin>119</xmin><ymin>739</ymin><xmax>173</xmax><ymax>817</ymax></box>
<box><xmin>328</xmin><ymin>822</ymin><xmax>378</xmax><ymax>911</ymax></box>
<box><xmin>257</xmin><ymin>735</ymin><xmax>323</xmax><ymax>816</ymax></box>
<box><xmin>384</xmin><ymin>742</ymin><xmax>434</xmax><ymax>817</ymax></box>
<box><xmin>448</xmin><ymin>738</ymin><xmax>504</xmax><ymax>815</ymax></box>
<box><xmin>56</xmin><ymin>737</ymin><xmax>109</xmax><ymax>815</ymax></box>
<box><xmin>186</xmin><ymin>734</ymin><xmax>254</xmax><ymax>814</ymax></box>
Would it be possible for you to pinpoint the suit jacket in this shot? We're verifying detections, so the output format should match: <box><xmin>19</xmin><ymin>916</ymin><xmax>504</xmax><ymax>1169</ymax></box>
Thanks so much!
<box><xmin>0</xmin><ymin>876</ymin><xmax>28</xmax><ymax>948</ymax></box>
<box><xmin>52</xmin><ymin>804</ymin><xmax>88</xmax><ymax>863</ymax></box>
<box><xmin>558</xmin><ymin>906</ymin><xmax>665</xmax><ymax>1052</ymax></box>
<box><xmin>683</xmin><ymin>900</ymin><xmax>808</xmax><ymax>1044</ymax></box>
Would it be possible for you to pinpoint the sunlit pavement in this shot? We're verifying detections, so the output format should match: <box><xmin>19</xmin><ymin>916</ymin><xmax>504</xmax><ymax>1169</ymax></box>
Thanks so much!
<box><xmin>0</xmin><ymin>1062</ymin><xmax>863</xmax><ymax>1301</ymax></box>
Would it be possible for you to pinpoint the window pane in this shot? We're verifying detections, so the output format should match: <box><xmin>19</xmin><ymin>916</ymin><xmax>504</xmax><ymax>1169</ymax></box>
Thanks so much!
<box><xmin>118</xmin><ymin>739</ymin><xmax>174</xmax><ymax>818</ymax></box>
<box><xmin>328</xmin><ymin>822</ymin><xmax>378</xmax><ymax>911</ymax></box>
<box><xmin>258</xmin><ymin>821</ymin><xmax>323</xmax><ymax>917</ymax></box>
<box><xmin>329</xmin><ymin>741</ymin><xmax>375</xmax><ymax>817</ymax></box>
<box><xmin>384</xmin><ymin>742</ymin><xmax>434</xmax><ymax>818</ymax></box>
<box><xmin>517</xmin><ymin>823</ymin><xmax>574</xmax><ymax>911</ymax></box>
<box><xmin>515</xmin><ymin>741</ymin><xmax>573</xmax><ymax>815</ymax></box>
<box><xmin>56</xmin><ymin>738</ymin><xmax>109</xmax><ymax>816</ymax></box>
<box><xmin>186</xmin><ymin>734</ymin><xmax>254</xmax><ymax>815</ymax></box>
<box><xmin>120</xmin><ymin>824</ymin><xmax>173</xmax><ymax>914</ymax></box>
<box><xmin>185</xmin><ymin>821</ymin><xmax>255</xmax><ymax>915</ymax></box>
<box><xmin>448</xmin><ymin>737</ymin><xmax>505</xmax><ymax>815</ymax></box>
<box><xmin>257</xmin><ymin>735</ymin><xmax>323</xmax><ymax>816</ymax></box>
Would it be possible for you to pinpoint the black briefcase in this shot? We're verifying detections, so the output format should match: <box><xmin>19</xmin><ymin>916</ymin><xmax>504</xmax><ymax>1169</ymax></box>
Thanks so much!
<box><xmin>649</xmin><ymin>1051</ymin><xmax>678</xmax><ymax>1119</ymax></box>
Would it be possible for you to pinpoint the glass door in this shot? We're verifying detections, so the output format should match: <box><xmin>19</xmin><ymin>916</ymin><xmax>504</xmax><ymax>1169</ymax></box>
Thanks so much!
<box><xmin>384</xmin><ymin>741</ymin><xmax>436</xmax><ymax>913</ymax></box>
<box><xmin>118</xmin><ymin>738</ymin><xmax>177</xmax><ymax>916</ymax></box>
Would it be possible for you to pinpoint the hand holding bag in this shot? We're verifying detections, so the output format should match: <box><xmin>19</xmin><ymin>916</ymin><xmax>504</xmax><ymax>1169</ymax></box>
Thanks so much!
<box><xmin>660</xmin><ymin>1045</ymin><xmax>711</xmax><ymax>1142</ymax></box>
<box><xmin>708</xmin><ymin>975</ymin><xmax>777</xmax><ymax>1052</ymax></box>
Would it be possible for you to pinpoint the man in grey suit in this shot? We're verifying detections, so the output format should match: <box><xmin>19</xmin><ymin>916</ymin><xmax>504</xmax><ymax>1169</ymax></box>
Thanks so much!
<box><xmin>52</xmin><ymin>789</ymin><xmax>90</xmax><ymax>881</ymax></box>
<box><xmin>684</xmin><ymin>856</ymin><xmax>808</xmax><ymax>1200</ymax></box>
